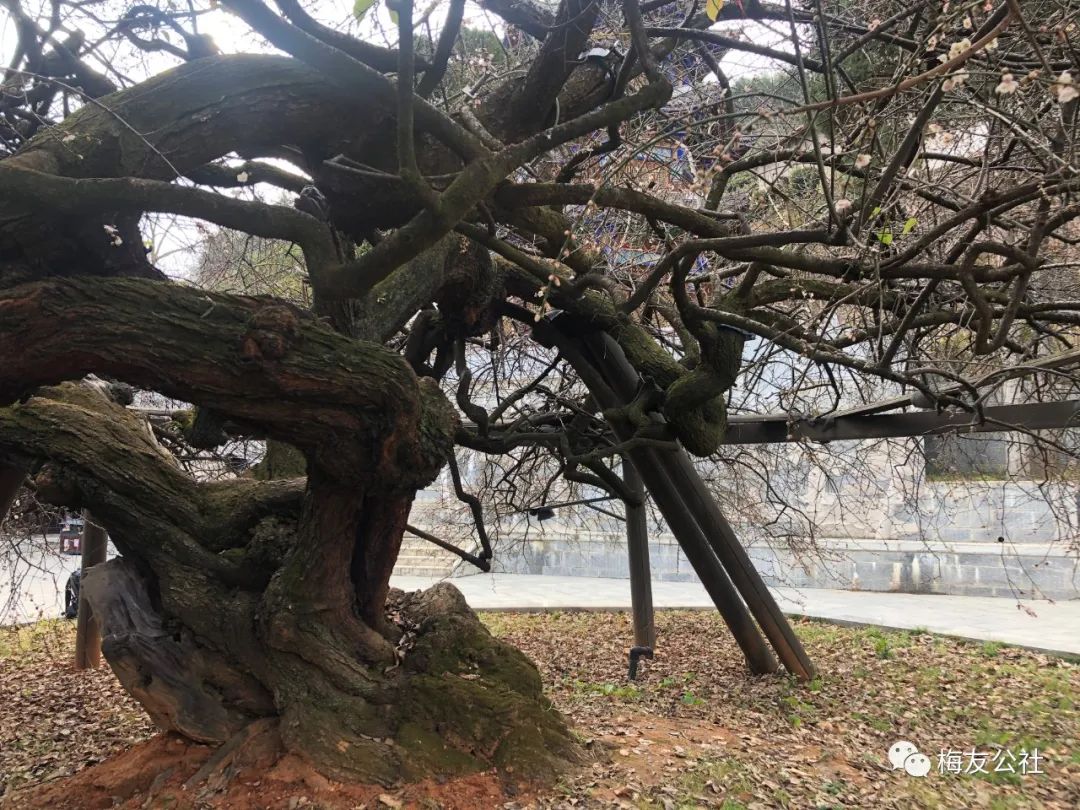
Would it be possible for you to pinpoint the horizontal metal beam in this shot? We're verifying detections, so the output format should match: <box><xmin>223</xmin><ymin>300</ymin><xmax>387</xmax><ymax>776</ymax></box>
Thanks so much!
<box><xmin>828</xmin><ymin>348</ymin><xmax>1080</xmax><ymax>419</ymax></box>
<box><xmin>723</xmin><ymin>400</ymin><xmax>1080</xmax><ymax>445</ymax></box>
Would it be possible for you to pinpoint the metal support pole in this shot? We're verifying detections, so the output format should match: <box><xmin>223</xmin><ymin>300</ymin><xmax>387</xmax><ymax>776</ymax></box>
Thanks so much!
<box><xmin>576</xmin><ymin>327</ymin><xmax>812</xmax><ymax>679</ymax></box>
<box><xmin>623</xmin><ymin>458</ymin><xmax>655</xmax><ymax>651</ymax></box>
<box><xmin>541</xmin><ymin>325</ymin><xmax>778</xmax><ymax>674</ymax></box>
<box><xmin>722</xmin><ymin>399</ymin><xmax>1080</xmax><ymax>445</ymax></box>
<box><xmin>659</xmin><ymin>450</ymin><xmax>816</xmax><ymax>680</ymax></box>
<box><xmin>74</xmin><ymin>511</ymin><xmax>107</xmax><ymax>670</ymax></box>
<box><xmin>627</xmin><ymin>446</ymin><xmax>778</xmax><ymax>674</ymax></box>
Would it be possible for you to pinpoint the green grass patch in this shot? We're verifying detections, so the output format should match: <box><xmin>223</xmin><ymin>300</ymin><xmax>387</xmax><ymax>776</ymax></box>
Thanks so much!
<box><xmin>979</xmin><ymin>641</ymin><xmax>1005</xmax><ymax>658</ymax></box>
<box><xmin>0</xmin><ymin>619</ymin><xmax>71</xmax><ymax>660</ymax></box>
<box><xmin>570</xmin><ymin>680</ymin><xmax>643</xmax><ymax>700</ymax></box>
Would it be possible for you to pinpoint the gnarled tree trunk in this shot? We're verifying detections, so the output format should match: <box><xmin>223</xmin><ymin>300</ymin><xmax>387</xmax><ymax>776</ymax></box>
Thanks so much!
<box><xmin>0</xmin><ymin>286</ymin><xmax>579</xmax><ymax>784</ymax></box>
<box><xmin>0</xmin><ymin>44</ymin><xmax>583</xmax><ymax>781</ymax></box>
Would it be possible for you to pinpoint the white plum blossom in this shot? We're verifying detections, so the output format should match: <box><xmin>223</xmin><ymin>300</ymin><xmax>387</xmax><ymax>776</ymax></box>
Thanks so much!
<box><xmin>853</xmin><ymin>153</ymin><xmax>872</xmax><ymax>170</ymax></box>
<box><xmin>947</xmin><ymin>38</ymin><xmax>972</xmax><ymax>61</ymax></box>
<box><xmin>1054</xmin><ymin>72</ymin><xmax>1078</xmax><ymax>104</ymax></box>
<box><xmin>102</xmin><ymin>224</ymin><xmax>123</xmax><ymax>247</ymax></box>
<box><xmin>943</xmin><ymin>70</ymin><xmax>969</xmax><ymax>92</ymax></box>
<box><xmin>236</xmin><ymin>171</ymin><xmax>250</xmax><ymax>183</ymax></box>
<box><xmin>995</xmin><ymin>73</ymin><xmax>1019</xmax><ymax>95</ymax></box>
<box><xmin>834</xmin><ymin>198</ymin><xmax>853</xmax><ymax>213</ymax></box>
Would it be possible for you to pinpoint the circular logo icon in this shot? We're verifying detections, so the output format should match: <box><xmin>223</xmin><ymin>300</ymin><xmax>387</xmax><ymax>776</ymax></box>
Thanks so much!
<box><xmin>904</xmin><ymin>752</ymin><xmax>932</xmax><ymax>777</ymax></box>
<box><xmin>888</xmin><ymin>740</ymin><xmax>918</xmax><ymax>770</ymax></box>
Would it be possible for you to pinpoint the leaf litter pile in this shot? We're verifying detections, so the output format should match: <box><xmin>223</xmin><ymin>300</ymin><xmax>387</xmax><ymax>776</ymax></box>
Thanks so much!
<box><xmin>2</xmin><ymin>611</ymin><xmax>1078</xmax><ymax>809</ymax></box>
<box><xmin>0</xmin><ymin>621</ymin><xmax>153</xmax><ymax>792</ymax></box>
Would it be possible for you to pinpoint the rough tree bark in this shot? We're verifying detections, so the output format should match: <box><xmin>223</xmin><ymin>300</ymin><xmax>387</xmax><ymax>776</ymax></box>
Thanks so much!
<box><xmin>0</xmin><ymin>3</ymin><xmax>822</xmax><ymax>783</ymax></box>
<box><xmin>0</xmin><ymin>42</ymin><xmax>589</xmax><ymax>783</ymax></box>
<box><xmin>0</xmin><ymin>290</ymin><xmax>579</xmax><ymax>783</ymax></box>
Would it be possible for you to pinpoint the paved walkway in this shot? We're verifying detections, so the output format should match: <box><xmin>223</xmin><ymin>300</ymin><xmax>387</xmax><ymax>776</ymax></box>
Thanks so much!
<box><xmin>4</xmin><ymin>547</ymin><xmax>1076</xmax><ymax>657</ymax></box>
<box><xmin>1</xmin><ymin>541</ymin><xmax>84</xmax><ymax>624</ymax></box>
<box><xmin>390</xmin><ymin>573</ymin><xmax>1080</xmax><ymax>657</ymax></box>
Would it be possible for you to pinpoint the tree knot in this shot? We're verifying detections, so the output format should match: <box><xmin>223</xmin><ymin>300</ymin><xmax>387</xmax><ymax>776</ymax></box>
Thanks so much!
<box><xmin>240</xmin><ymin>305</ymin><xmax>302</xmax><ymax>363</ymax></box>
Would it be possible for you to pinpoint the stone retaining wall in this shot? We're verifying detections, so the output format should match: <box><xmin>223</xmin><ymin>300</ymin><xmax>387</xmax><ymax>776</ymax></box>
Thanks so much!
<box><xmin>473</xmin><ymin>482</ymin><xmax>1079</xmax><ymax>599</ymax></box>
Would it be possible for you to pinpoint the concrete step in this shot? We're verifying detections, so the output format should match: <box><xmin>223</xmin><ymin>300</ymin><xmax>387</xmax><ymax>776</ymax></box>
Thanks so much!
<box><xmin>396</xmin><ymin>545</ymin><xmax>457</xmax><ymax>557</ymax></box>
<box><xmin>397</xmin><ymin>539</ymin><xmax>464</xmax><ymax>556</ymax></box>
<box><xmin>396</xmin><ymin>561</ymin><xmax>456</xmax><ymax>572</ymax></box>
<box><xmin>396</xmin><ymin>549</ymin><xmax>458</xmax><ymax>562</ymax></box>
<box><xmin>392</xmin><ymin>563</ymin><xmax>457</xmax><ymax>578</ymax></box>
<box><xmin>393</xmin><ymin>534</ymin><xmax>473</xmax><ymax>577</ymax></box>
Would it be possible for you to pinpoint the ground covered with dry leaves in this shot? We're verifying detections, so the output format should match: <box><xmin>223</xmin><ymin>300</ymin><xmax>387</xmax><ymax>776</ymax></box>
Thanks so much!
<box><xmin>0</xmin><ymin>620</ymin><xmax>154</xmax><ymax>792</ymax></box>
<box><xmin>1</xmin><ymin>611</ymin><xmax>1077</xmax><ymax>808</ymax></box>
<box><xmin>495</xmin><ymin>611</ymin><xmax>1079</xmax><ymax>809</ymax></box>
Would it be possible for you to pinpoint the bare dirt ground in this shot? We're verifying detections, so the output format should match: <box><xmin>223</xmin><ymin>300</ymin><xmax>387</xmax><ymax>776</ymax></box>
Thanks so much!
<box><xmin>1</xmin><ymin>610</ymin><xmax>1077</xmax><ymax>809</ymax></box>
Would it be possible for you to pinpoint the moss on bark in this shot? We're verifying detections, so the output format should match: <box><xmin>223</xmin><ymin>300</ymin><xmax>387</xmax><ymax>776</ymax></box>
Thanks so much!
<box><xmin>392</xmin><ymin>584</ymin><xmax>580</xmax><ymax>781</ymax></box>
<box><xmin>0</xmin><ymin>379</ymin><xmax>576</xmax><ymax>790</ymax></box>
<box><xmin>251</xmin><ymin>441</ymin><xmax>307</xmax><ymax>480</ymax></box>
